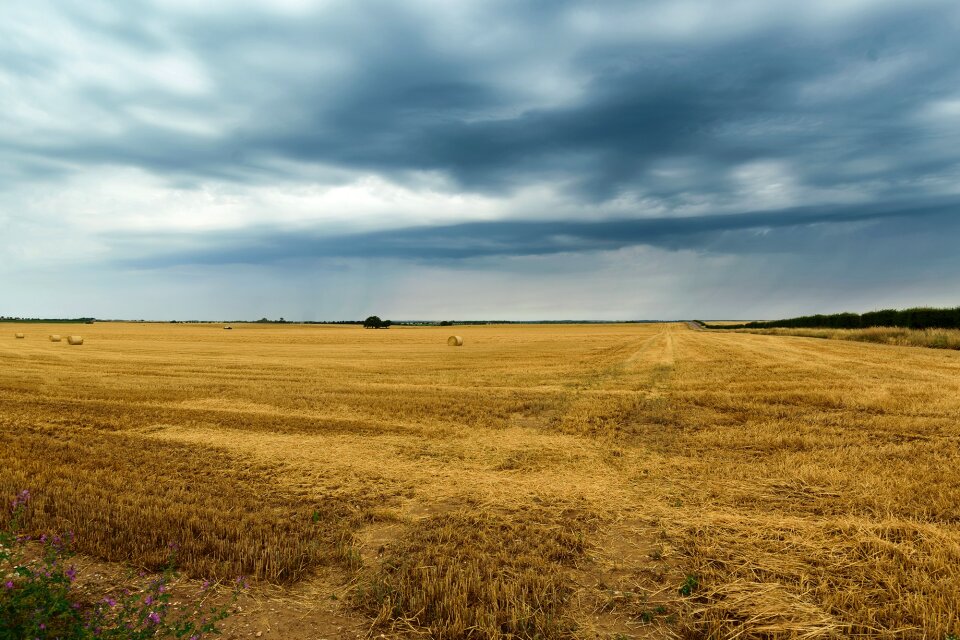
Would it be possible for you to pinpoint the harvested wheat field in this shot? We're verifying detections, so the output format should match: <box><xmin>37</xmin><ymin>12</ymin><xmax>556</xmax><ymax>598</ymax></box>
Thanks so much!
<box><xmin>738</xmin><ymin>326</ymin><xmax>960</xmax><ymax>351</ymax></box>
<box><xmin>2</xmin><ymin>322</ymin><xmax>959</xmax><ymax>639</ymax></box>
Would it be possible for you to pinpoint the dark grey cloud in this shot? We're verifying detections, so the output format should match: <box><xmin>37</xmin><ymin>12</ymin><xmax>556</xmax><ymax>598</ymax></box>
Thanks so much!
<box><xmin>6</xmin><ymin>0</ymin><xmax>960</xmax><ymax>202</ymax></box>
<box><xmin>115</xmin><ymin>195</ymin><xmax>960</xmax><ymax>266</ymax></box>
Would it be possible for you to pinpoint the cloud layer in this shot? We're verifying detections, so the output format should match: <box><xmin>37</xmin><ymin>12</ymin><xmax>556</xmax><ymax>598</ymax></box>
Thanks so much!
<box><xmin>2</xmin><ymin>0</ymin><xmax>959</xmax><ymax>319</ymax></box>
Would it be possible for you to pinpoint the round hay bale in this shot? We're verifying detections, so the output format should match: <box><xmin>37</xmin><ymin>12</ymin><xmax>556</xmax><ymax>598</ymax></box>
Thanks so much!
<box><xmin>447</xmin><ymin>335</ymin><xmax>463</xmax><ymax>346</ymax></box>
<box><xmin>67</xmin><ymin>336</ymin><xmax>83</xmax><ymax>345</ymax></box>
<box><xmin>49</xmin><ymin>334</ymin><xmax>62</xmax><ymax>342</ymax></box>
<box><xmin>15</xmin><ymin>333</ymin><xmax>24</xmax><ymax>339</ymax></box>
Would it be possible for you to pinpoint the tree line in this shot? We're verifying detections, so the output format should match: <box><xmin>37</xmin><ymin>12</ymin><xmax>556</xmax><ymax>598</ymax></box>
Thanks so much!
<box><xmin>0</xmin><ymin>317</ymin><xmax>95</xmax><ymax>323</ymax></box>
<box><xmin>705</xmin><ymin>306</ymin><xmax>960</xmax><ymax>330</ymax></box>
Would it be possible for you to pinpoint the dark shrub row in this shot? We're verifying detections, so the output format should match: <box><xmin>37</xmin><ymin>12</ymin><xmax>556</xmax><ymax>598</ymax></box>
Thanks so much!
<box><xmin>708</xmin><ymin>306</ymin><xmax>960</xmax><ymax>330</ymax></box>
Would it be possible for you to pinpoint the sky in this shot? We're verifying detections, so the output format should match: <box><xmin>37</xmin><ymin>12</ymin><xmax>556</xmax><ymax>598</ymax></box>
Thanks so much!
<box><xmin>2</xmin><ymin>0</ymin><xmax>959</xmax><ymax>321</ymax></box>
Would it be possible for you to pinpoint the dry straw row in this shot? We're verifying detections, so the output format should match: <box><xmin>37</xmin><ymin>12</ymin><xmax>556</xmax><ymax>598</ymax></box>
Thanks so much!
<box><xmin>11</xmin><ymin>333</ymin><xmax>84</xmax><ymax>344</ymax></box>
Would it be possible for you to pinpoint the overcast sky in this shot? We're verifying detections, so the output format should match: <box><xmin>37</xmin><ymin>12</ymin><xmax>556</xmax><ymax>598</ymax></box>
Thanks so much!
<box><xmin>2</xmin><ymin>0</ymin><xmax>959</xmax><ymax>320</ymax></box>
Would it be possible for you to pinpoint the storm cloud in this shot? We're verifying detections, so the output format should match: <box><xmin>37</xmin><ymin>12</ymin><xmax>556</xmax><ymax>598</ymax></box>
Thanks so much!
<box><xmin>2</xmin><ymin>1</ymin><xmax>959</xmax><ymax>319</ymax></box>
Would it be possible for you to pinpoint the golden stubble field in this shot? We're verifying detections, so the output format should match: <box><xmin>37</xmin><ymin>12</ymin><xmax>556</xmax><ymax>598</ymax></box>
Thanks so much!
<box><xmin>2</xmin><ymin>322</ymin><xmax>959</xmax><ymax>639</ymax></box>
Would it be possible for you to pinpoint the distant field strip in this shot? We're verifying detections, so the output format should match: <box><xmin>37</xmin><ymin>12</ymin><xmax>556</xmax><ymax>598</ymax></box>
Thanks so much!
<box><xmin>737</xmin><ymin>325</ymin><xmax>960</xmax><ymax>350</ymax></box>
<box><xmin>2</xmin><ymin>322</ymin><xmax>959</xmax><ymax>638</ymax></box>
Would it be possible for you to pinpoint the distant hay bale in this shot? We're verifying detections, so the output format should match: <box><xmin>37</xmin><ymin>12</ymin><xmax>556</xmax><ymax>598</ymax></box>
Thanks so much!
<box><xmin>447</xmin><ymin>335</ymin><xmax>463</xmax><ymax>346</ymax></box>
<box><xmin>49</xmin><ymin>334</ymin><xmax>62</xmax><ymax>342</ymax></box>
<box><xmin>67</xmin><ymin>336</ymin><xmax>84</xmax><ymax>345</ymax></box>
<box><xmin>15</xmin><ymin>333</ymin><xmax>24</xmax><ymax>339</ymax></box>
<box><xmin>224</xmin><ymin>326</ymin><xmax>233</xmax><ymax>330</ymax></box>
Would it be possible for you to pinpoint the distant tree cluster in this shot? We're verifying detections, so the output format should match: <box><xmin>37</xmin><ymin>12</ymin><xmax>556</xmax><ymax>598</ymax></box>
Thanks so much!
<box><xmin>0</xmin><ymin>317</ymin><xmax>94</xmax><ymax>324</ymax></box>
<box><xmin>363</xmin><ymin>315</ymin><xmax>392</xmax><ymax>329</ymax></box>
<box><xmin>709</xmin><ymin>306</ymin><xmax>960</xmax><ymax>330</ymax></box>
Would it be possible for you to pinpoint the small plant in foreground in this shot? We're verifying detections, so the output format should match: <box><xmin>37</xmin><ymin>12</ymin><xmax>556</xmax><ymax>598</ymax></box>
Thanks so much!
<box><xmin>678</xmin><ymin>574</ymin><xmax>699</xmax><ymax>597</ymax></box>
<box><xmin>1</xmin><ymin>490</ymin><xmax>242</xmax><ymax>640</ymax></box>
<box><xmin>637</xmin><ymin>605</ymin><xmax>669</xmax><ymax>625</ymax></box>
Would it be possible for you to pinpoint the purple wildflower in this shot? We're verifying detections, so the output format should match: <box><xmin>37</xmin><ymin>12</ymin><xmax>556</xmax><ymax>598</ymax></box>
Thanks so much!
<box><xmin>147</xmin><ymin>611</ymin><xmax>161</xmax><ymax>624</ymax></box>
<box><xmin>144</xmin><ymin>595</ymin><xmax>154</xmax><ymax>606</ymax></box>
<box><xmin>104</xmin><ymin>597</ymin><xmax>117</xmax><ymax>608</ymax></box>
<box><xmin>4</xmin><ymin>581</ymin><xmax>13</xmax><ymax>589</ymax></box>
<box><xmin>66</xmin><ymin>565</ymin><xmax>77</xmax><ymax>582</ymax></box>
